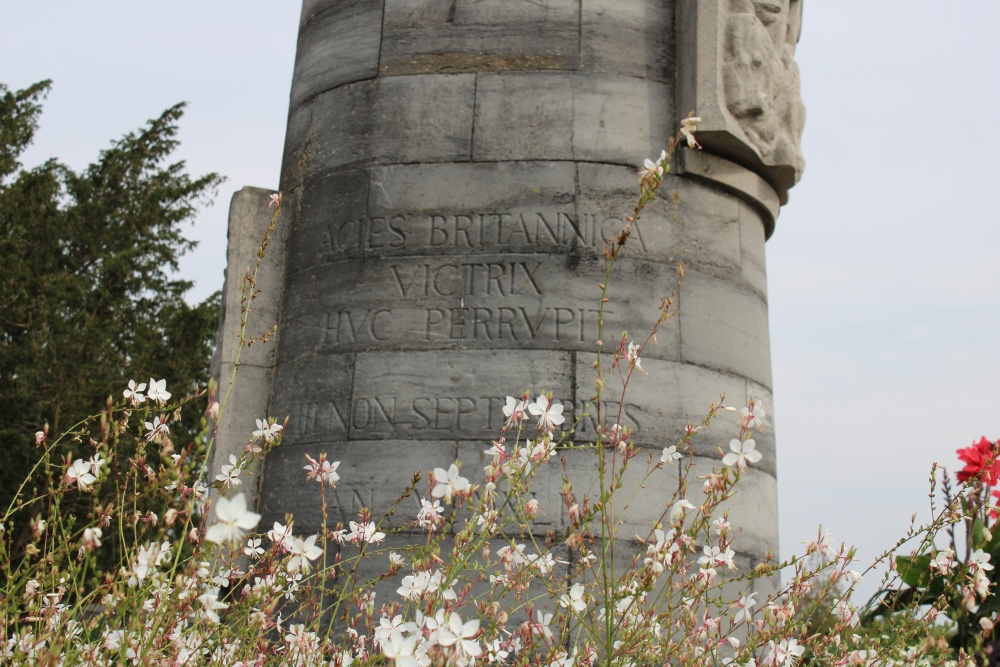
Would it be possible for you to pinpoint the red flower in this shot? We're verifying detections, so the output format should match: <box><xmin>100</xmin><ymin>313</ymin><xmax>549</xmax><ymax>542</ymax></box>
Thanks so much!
<box><xmin>956</xmin><ymin>437</ymin><xmax>1000</xmax><ymax>485</ymax></box>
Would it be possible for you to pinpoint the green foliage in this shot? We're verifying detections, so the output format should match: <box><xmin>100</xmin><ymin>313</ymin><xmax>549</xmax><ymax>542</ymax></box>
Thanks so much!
<box><xmin>0</xmin><ymin>80</ymin><xmax>222</xmax><ymax>544</ymax></box>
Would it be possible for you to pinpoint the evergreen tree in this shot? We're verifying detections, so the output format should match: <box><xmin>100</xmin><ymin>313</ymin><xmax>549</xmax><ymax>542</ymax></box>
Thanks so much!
<box><xmin>0</xmin><ymin>80</ymin><xmax>222</xmax><ymax>522</ymax></box>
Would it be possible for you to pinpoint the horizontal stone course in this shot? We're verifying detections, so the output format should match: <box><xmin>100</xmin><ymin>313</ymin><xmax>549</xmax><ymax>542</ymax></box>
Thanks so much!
<box><xmin>678</xmin><ymin>270</ymin><xmax>772</xmax><ymax>388</ymax></box>
<box><xmin>472</xmin><ymin>73</ymin><xmax>673</xmax><ymax>165</ymax></box>
<box><xmin>289</xmin><ymin>0</ymin><xmax>383</xmax><ymax>109</ymax></box>
<box><xmin>275</xmin><ymin>253</ymin><xmax>682</xmax><ymax>358</ymax></box>
<box><xmin>380</xmin><ymin>0</ymin><xmax>579</xmax><ymax>75</ymax></box>
<box><xmin>303</xmin><ymin>75</ymin><xmax>476</xmax><ymax>176</ymax></box>
<box><xmin>581</xmin><ymin>0</ymin><xmax>674</xmax><ymax>82</ymax></box>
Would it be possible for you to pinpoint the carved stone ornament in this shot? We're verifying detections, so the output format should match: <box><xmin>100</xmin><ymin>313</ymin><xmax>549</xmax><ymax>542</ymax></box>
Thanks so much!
<box><xmin>678</xmin><ymin>0</ymin><xmax>805</xmax><ymax>204</ymax></box>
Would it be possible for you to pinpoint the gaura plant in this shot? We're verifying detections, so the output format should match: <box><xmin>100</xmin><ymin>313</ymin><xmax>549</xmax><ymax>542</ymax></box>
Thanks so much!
<box><xmin>0</xmin><ymin>118</ymin><xmax>984</xmax><ymax>667</ymax></box>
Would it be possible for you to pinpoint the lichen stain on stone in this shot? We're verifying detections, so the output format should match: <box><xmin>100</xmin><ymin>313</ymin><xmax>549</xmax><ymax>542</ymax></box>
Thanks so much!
<box><xmin>380</xmin><ymin>53</ymin><xmax>574</xmax><ymax>76</ymax></box>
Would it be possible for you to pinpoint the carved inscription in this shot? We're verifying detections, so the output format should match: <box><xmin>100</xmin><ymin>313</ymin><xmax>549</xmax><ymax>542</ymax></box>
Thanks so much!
<box><xmin>290</xmin><ymin>397</ymin><xmax>641</xmax><ymax>439</ymax></box>
<box><xmin>390</xmin><ymin>261</ymin><xmax>543</xmax><ymax>298</ymax></box>
<box><xmin>317</xmin><ymin>252</ymin><xmax>613</xmax><ymax>348</ymax></box>
<box><xmin>318</xmin><ymin>211</ymin><xmax>646</xmax><ymax>257</ymax></box>
<box><xmin>321</xmin><ymin>306</ymin><xmax>604</xmax><ymax>346</ymax></box>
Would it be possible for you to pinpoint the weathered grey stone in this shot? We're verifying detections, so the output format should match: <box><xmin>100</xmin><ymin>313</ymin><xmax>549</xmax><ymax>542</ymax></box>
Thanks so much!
<box><xmin>581</xmin><ymin>0</ymin><xmax>674</xmax><ymax>82</ymax></box>
<box><xmin>243</xmin><ymin>0</ymin><xmax>810</xmax><ymax>591</ymax></box>
<box><xmin>738</xmin><ymin>198</ymin><xmax>769</xmax><ymax>299</ymax></box>
<box><xmin>289</xmin><ymin>0</ymin><xmax>383</xmax><ymax>109</ymax></box>
<box><xmin>258</xmin><ymin>438</ymin><xmax>454</xmax><ymax>531</ymax></box>
<box><xmin>209</xmin><ymin>186</ymin><xmax>285</xmax><ymax>521</ymax></box>
<box><xmin>568</xmin><ymin>354</ymin><xmax>779</xmax><ymax>478</ymax></box>
<box><xmin>303</xmin><ymin>75</ymin><xmax>475</xmax><ymax>176</ymax></box>
<box><xmin>472</xmin><ymin>74</ymin><xmax>673</xmax><ymax>165</ymax></box>
<box><xmin>570</xmin><ymin>75</ymin><xmax>673</xmax><ymax>164</ymax></box>
<box><xmin>282</xmin><ymin>170</ymin><xmax>371</xmax><ymax>266</ymax></box>
<box><xmin>380</xmin><ymin>0</ymin><xmax>579</xmax><ymax>76</ymax></box>
<box><xmin>472</xmin><ymin>74</ymin><xmax>574</xmax><ymax>161</ymax></box>
<box><xmin>678</xmin><ymin>270</ymin><xmax>772</xmax><ymax>388</ymax></box>
<box><xmin>276</xmin><ymin>253</ymin><xmax>683</xmax><ymax>359</ymax></box>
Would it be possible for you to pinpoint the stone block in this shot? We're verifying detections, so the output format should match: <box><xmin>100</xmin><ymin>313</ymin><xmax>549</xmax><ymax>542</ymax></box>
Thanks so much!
<box><xmin>279</xmin><ymin>103</ymin><xmax>314</xmax><ymax>193</ymax></box>
<box><xmin>365</xmin><ymin>161</ymin><xmax>580</xmax><ymax>259</ymax></box>
<box><xmin>304</xmin><ymin>75</ymin><xmax>475</xmax><ymax>177</ymax></box>
<box><xmin>571</xmin><ymin>354</ymin><xmax>750</xmax><ymax>452</ymax></box>
<box><xmin>472</xmin><ymin>74</ymin><xmax>672</xmax><ymax>165</ymax></box>
<box><xmin>380</xmin><ymin>0</ymin><xmax>579</xmax><ymax>76</ymax></box>
<box><xmin>349</xmin><ymin>350</ymin><xmax>574</xmax><ymax>440</ymax></box>
<box><xmin>473</xmin><ymin>74</ymin><xmax>574</xmax><ymax>161</ymax></box>
<box><xmin>738</xmin><ymin>199</ymin><xmax>769</xmax><ymax>299</ymax></box>
<box><xmin>283</xmin><ymin>170</ymin><xmax>371</xmax><ymax>267</ymax></box>
<box><xmin>289</xmin><ymin>0</ymin><xmax>383</xmax><ymax>109</ymax></box>
<box><xmin>208</xmin><ymin>363</ymin><xmax>274</xmax><ymax>518</ymax></box>
<box><xmin>258</xmin><ymin>438</ymin><xmax>455</xmax><ymax>532</ymax></box>
<box><xmin>678</xmin><ymin>270</ymin><xmax>772</xmax><ymax>388</ymax></box>
<box><xmin>218</xmin><ymin>187</ymin><xmax>288</xmax><ymax>370</ymax></box>
<box><xmin>269</xmin><ymin>352</ymin><xmax>355</xmax><ymax>447</ymax></box>
<box><xmin>581</xmin><ymin>0</ymin><xmax>674</xmax><ymax>82</ymax></box>
<box><xmin>571</xmin><ymin>75</ymin><xmax>673</xmax><ymax>165</ymax></box>
<box><xmin>210</xmin><ymin>186</ymin><xmax>284</xmax><ymax>524</ymax></box>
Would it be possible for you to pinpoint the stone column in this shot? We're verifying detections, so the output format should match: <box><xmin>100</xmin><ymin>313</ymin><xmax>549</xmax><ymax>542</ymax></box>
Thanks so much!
<box><xmin>246</xmin><ymin>0</ymin><xmax>805</xmax><ymax>579</ymax></box>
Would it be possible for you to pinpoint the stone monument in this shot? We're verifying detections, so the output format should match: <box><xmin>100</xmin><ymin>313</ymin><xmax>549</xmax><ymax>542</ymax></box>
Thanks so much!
<box><xmin>212</xmin><ymin>0</ymin><xmax>805</xmax><ymax>586</ymax></box>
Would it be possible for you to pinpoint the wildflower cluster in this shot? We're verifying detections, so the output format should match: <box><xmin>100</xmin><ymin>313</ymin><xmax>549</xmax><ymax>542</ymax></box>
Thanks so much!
<box><xmin>0</xmin><ymin>124</ymin><xmax>986</xmax><ymax>667</ymax></box>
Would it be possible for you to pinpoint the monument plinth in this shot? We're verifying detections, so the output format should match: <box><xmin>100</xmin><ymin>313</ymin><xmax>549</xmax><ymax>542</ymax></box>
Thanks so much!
<box><xmin>214</xmin><ymin>0</ymin><xmax>805</xmax><ymax>577</ymax></box>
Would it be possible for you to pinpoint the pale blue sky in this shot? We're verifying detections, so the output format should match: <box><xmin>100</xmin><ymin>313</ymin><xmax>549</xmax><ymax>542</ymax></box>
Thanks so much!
<box><xmin>4</xmin><ymin>1</ymin><xmax>999</xmax><ymax>601</ymax></box>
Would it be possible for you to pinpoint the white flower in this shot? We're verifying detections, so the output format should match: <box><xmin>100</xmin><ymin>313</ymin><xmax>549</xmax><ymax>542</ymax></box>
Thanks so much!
<box><xmin>627</xmin><ymin>341</ymin><xmax>647</xmax><ymax>374</ymax></box>
<box><xmin>82</xmin><ymin>527</ymin><xmax>102</xmax><ymax>550</ymax></box>
<box><xmin>431</xmin><ymin>464</ymin><xmax>471</xmax><ymax>504</ymax></box>
<box><xmin>66</xmin><ymin>459</ymin><xmax>96</xmax><ymax>490</ymax></box>
<box><xmin>660</xmin><ymin>445</ymin><xmax>682</xmax><ymax>465</ymax></box>
<box><xmin>732</xmin><ymin>593</ymin><xmax>757</xmax><ymax>624</ymax></box>
<box><xmin>437</xmin><ymin>611</ymin><xmax>482</xmax><ymax>662</ymax></box>
<box><xmin>669</xmin><ymin>499</ymin><xmax>696</xmax><ymax>525</ymax></box>
<box><xmin>144</xmin><ymin>416</ymin><xmax>169</xmax><ymax>442</ymax></box>
<box><xmin>252</xmin><ymin>418</ymin><xmax>283</xmax><ymax>444</ymax></box>
<box><xmin>397</xmin><ymin>570</ymin><xmax>443</xmax><ymax>600</ymax></box>
<box><xmin>123</xmin><ymin>380</ymin><xmax>146</xmax><ymax>406</ymax></box>
<box><xmin>698</xmin><ymin>545</ymin><xmax>736</xmax><ymax>570</ymax></box>
<box><xmin>268</xmin><ymin>521</ymin><xmax>293</xmax><ymax>549</ymax></box>
<box><xmin>502</xmin><ymin>396</ymin><xmax>529</xmax><ymax>427</ymax></box>
<box><xmin>304</xmin><ymin>454</ymin><xmax>340</xmax><ymax>487</ymax></box>
<box><xmin>348</xmin><ymin>520</ymin><xmax>385</xmax><ymax>545</ymax></box>
<box><xmin>763</xmin><ymin>638</ymin><xmax>804</xmax><ymax>667</ymax></box>
<box><xmin>722</xmin><ymin>438</ymin><xmax>762</xmax><ymax>471</ymax></box>
<box><xmin>527</xmin><ymin>395</ymin><xmax>565</xmax><ymax>431</ymax></box>
<box><xmin>741</xmin><ymin>401</ymin><xmax>766</xmax><ymax>430</ymax></box>
<box><xmin>197</xmin><ymin>589</ymin><xmax>228</xmax><ymax>624</ymax></box>
<box><xmin>971</xmin><ymin>549</ymin><xmax>994</xmax><ymax>572</ymax></box>
<box><xmin>215</xmin><ymin>454</ymin><xmax>243</xmax><ymax>488</ymax></box>
<box><xmin>268</xmin><ymin>192</ymin><xmax>282</xmax><ymax>210</ymax></box>
<box><xmin>87</xmin><ymin>454</ymin><xmax>105</xmax><ymax>476</ymax></box>
<box><xmin>205</xmin><ymin>493</ymin><xmax>261</xmax><ymax>545</ymax></box>
<box><xmin>287</xmin><ymin>534</ymin><xmax>323</xmax><ymax>574</ymax></box>
<box><xmin>680</xmin><ymin>115</ymin><xmax>702</xmax><ymax>148</ymax></box>
<box><xmin>559</xmin><ymin>583</ymin><xmax>587</xmax><ymax>613</ymax></box>
<box><xmin>146</xmin><ymin>378</ymin><xmax>171</xmax><ymax>405</ymax></box>
<box><xmin>383</xmin><ymin>630</ymin><xmax>420</xmax><ymax>667</ymax></box>
<box><xmin>416</xmin><ymin>498</ymin><xmax>445</xmax><ymax>532</ymax></box>
<box><xmin>930</xmin><ymin>548</ymin><xmax>956</xmax><ymax>575</ymax></box>
<box><xmin>243</xmin><ymin>537</ymin><xmax>264</xmax><ymax>558</ymax></box>
<box><xmin>639</xmin><ymin>150</ymin><xmax>667</xmax><ymax>181</ymax></box>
